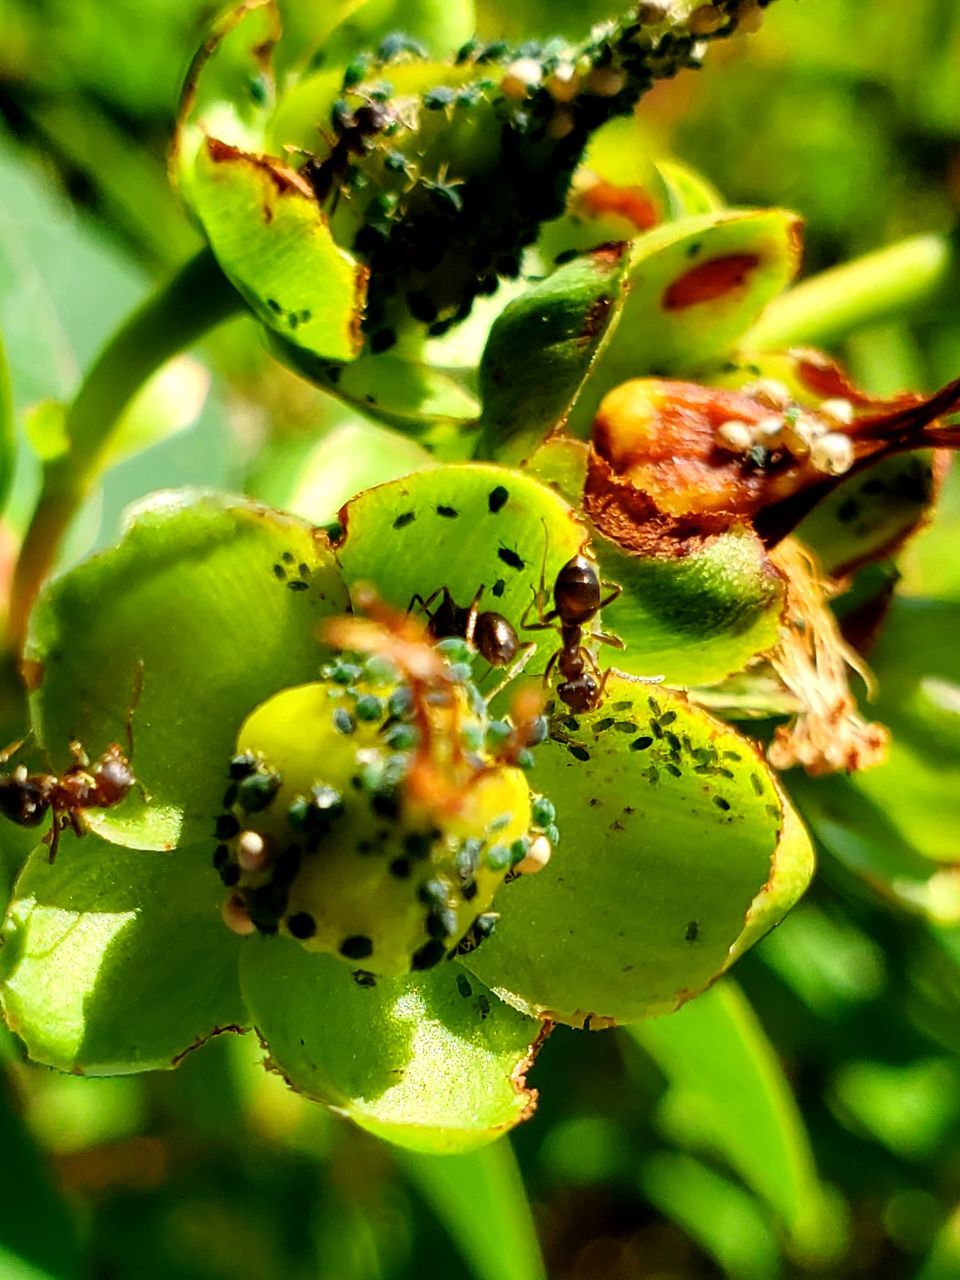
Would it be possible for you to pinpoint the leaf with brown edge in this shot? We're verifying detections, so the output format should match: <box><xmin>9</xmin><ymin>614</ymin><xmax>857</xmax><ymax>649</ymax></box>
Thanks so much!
<box><xmin>186</xmin><ymin>139</ymin><xmax>367</xmax><ymax>362</ymax></box>
<box><xmin>588</xmin><ymin>373</ymin><xmax>960</xmax><ymax>553</ymax></box>
<box><xmin>239</xmin><ymin>936</ymin><xmax>547</xmax><ymax>1154</ymax></box>
<box><xmin>173</xmin><ymin>0</ymin><xmax>281</xmax><ymax>179</ymax></box>
<box><xmin>564</xmin><ymin>209</ymin><xmax>804</xmax><ymax>435</ymax></box>
<box><xmin>479</xmin><ymin>244</ymin><xmax>632</xmax><ymax>464</ymax></box>
<box><xmin>462</xmin><ymin>673</ymin><xmax>814</xmax><ymax>1028</ymax></box>
<box><xmin>0</xmin><ymin>834</ymin><xmax>246</xmax><ymax>1075</ymax></box>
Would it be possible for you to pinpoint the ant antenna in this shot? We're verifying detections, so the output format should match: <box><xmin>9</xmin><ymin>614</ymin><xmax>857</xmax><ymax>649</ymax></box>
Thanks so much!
<box><xmin>126</xmin><ymin>659</ymin><xmax>145</xmax><ymax>761</ymax></box>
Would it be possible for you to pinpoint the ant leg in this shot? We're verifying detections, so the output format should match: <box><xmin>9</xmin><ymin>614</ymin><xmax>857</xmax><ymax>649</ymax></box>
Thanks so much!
<box><xmin>520</xmin><ymin>589</ymin><xmax>557</xmax><ymax>632</ymax></box>
<box><xmin>541</xmin><ymin>649</ymin><xmax>561</xmax><ymax>685</ymax></box>
<box><xmin>125</xmin><ymin>659</ymin><xmax>145</xmax><ymax>761</ymax></box>
<box><xmin>596</xmin><ymin>666</ymin><xmax>615</xmax><ymax>703</ymax></box>
<box><xmin>47</xmin><ymin>813</ymin><xmax>63</xmax><ymax>864</ymax></box>
<box><xmin>483</xmin><ymin>642</ymin><xmax>536</xmax><ymax>704</ymax></box>
<box><xmin>598</xmin><ymin>580</ymin><xmax>623</xmax><ymax>610</ymax></box>
<box><xmin>463</xmin><ymin>585</ymin><xmax>486</xmax><ymax>646</ymax></box>
<box><xmin>588</xmin><ymin>629</ymin><xmax>626</xmax><ymax>651</ymax></box>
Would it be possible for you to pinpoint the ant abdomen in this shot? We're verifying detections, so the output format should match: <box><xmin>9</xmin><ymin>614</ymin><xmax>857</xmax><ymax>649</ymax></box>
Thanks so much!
<box><xmin>0</xmin><ymin>775</ymin><xmax>51</xmax><ymax>826</ymax></box>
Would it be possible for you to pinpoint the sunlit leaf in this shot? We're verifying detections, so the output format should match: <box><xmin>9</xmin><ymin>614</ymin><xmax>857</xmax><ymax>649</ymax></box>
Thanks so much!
<box><xmin>335</xmin><ymin>463</ymin><xmax>586</xmax><ymax>674</ymax></box>
<box><xmin>565</xmin><ymin>208</ymin><xmax>803</xmax><ymax>434</ymax></box>
<box><xmin>479</xmin><ymin>246</ymin><xmax>631</xmax><ymax>464</ymax></box>
<box><xmin>240</xmin><ymin>936</ymin><xmax>545</xmax><ymax>1153</ymax></box>
<box><xmin>186</xmin><ymin>140</ymin><xmax>366</xmax><ymax>363</ymax></box>
<box><xmin>0</xmin><ymin>835</ymin><xmax>245</xmax><ymax>1074</ymax></box>
<box><xmin>286</xmin><ymin>421</ymin><xmax>436</xmax><ymax>526</ymax></box>
<box><xmin>278</xmin><ymin>342</ymin><xmax>481</xmax><ymax>437</ymax></box>
<box><xmin>26</xmin><ymin>490</ymin><xmax>348</xmax><ymax>849</ymax></box>
<box><xmin>464</xmin><ymin>674</ymin><xmax>813</xmax><ymax>1026</ymax></box>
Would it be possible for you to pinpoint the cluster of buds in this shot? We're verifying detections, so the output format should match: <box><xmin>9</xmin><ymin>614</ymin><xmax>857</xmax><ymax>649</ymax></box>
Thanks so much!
<box><xmin>715</xmin><ymin>378</ymin><xmax>857</xmax><ymax>477</ymax></box>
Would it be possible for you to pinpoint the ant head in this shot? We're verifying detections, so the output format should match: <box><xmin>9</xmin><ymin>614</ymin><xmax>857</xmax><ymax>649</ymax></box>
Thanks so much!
<box><xmin>555</xmin><ymin>555</ymin><xmax>600</xmax><ymax>624</ymax></box>
<box><xmin>558</xmin><ymin>674</ymin><xmax>600</xmax><ymax>714</ymax></box>
<box><xmin>93</xmin><ymin>749</ymin><xmax>136</xmax><ymax>806</ymax></box>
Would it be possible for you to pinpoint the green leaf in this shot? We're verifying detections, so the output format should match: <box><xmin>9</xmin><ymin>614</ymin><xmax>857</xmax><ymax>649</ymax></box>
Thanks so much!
<box><xmin>0</xmin><ymin>329</ymin><xmax>15</xmax><ymax>515</ymax></box>
<box><xmin>26</xmin><ymin>490</ymin><xmax>348</xmax><ymax>850</ymax></box>
<box><xmin>175</xmin><ymin>0</ymin><xmax>279</xmax><ymax>166</ymax></box>
<box><xmin>187</xmin><ymin>139</ymin><xmax>366</xmax><ymax>363</ymax></box>
<box><xmin>565</xmin><ymin>209</ymin><xmax>803</xmax><ymax>433</ymax></box>
<box><xmin>0</xmin><ymin>835</ymin><xmax>246</xmax><ymax>1074</ymax></box>
<box><xmin>277</xmin><ymin>342</ymin><xmax>481</xmax><ymax>437</ymax></box>
<box><xmin>628</xmin><ymin>979</ymin><xmax>824</xmax><ymax>1250</ymax></box>
<box><xmin>0</xmin><ymin>1067</ymin><xmax>81</xmax><ymax>1279</ymax></box>
<box><xmin>917</xmin><ymin>1206</ymin><xmax>960</xmax><ymax>1280</ymax></box>
<box><xmin>479</xmin><ymin>211</ymin><xmax>802</xmax><ymax>462</ymax></box>
<box><xmin>795</xmin><ymin>451</ymin><xmax>940</xmax><ymax>577</ymax></box>
<box><xmin>286</xmin><ymin>421</ymin><xmax>436</xmax><ymax>526</ymax></box>
<box><xmin>638</xmin><ymin>1152</ymin><xmax>783</xmax><ymax>1280</ymax></box>
<box><xmin>479</xmin><ymin>245</ymin><xmax>631</xmax><ymax>464</ymax></box>
<box><xmin>334</xmin><ymin>463</ymin><xmax>586</xmax><ymax>672</ymax></box>
<box><xmin>792</xmin><ymin>597</ymin><xmax>960</xmax><ymax>917</ymax></box>
<box><xmin>464</xmin><ymin>674</ymin><xmax>814</xmax><ymax>1026</ymax></box>
<box><xmin>397</xmin><ymin>1142</ymin><xmax>547</xmax><ymax>1280</ymax></box>
<box><xmin>593</xmin><ymin>524</ymin><xmax>785</xmax><ymax>688</ymax></box>
<box><xmin>656</xmin><ymin>158</ymin><xmax>726</xmax><ymax>220</ymax></box>
<box><xmin>239</xmin><ymin>936</ymin><xmax>545</xmax><ymax>1153</ymax></box>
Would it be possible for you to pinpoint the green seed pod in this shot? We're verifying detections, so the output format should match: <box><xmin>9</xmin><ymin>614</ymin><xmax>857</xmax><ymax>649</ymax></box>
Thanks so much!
<box><xmin>215</xmin><ymin>668</ymin><xmax>547</xmax><ymax>976</ymax></box>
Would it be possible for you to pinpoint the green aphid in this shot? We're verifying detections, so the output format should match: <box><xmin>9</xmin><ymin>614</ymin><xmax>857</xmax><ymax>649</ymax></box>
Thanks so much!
<box><xmin>236</xmin><ymin>770</ymin><xmax>281</xmax><ymax>814</ymax></box>
<box><xmin>354</xmin><ymin>694</ymin><xmax>384</xmax><ymax>722</ymax></box>
<box><xmin>531</xmin><ymin>794</ymin><xmax>557</xmax><ymax>828</ymax></box>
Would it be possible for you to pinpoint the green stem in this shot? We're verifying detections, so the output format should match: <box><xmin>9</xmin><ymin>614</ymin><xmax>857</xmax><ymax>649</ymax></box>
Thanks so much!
<box><xmin>748</xmin><ymin>232</ymin><xmax>958</xmax><ymax>351</ymax></box>
<box><xmin>8</xmin><ymin>249</ymin><xmax>244</xmax><ymax>651</ymax></box>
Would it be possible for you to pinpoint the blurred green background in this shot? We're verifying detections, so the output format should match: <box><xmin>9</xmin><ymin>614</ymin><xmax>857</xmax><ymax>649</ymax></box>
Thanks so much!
<box><xmin>2</xmin><ymin>1</ymin><xmax>960</xmax><ymax>1277</ymax></box>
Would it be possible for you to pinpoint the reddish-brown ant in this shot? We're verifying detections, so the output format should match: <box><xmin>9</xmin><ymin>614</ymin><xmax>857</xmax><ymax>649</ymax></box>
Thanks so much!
<box><xmin>523</xmin><ymin>553</ymin><xmax>661</xmax><ymax>712</ymax></box>
<box><xmin>0</xmin><ymin>664</ymin><xmax>143</xmax><ymax>861</ymax></box>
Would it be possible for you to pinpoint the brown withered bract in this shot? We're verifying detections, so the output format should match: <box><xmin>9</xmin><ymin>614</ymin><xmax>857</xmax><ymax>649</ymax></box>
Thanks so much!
<box><xmin>587</xmin><ymin>353</ymin><xmax>960</xmax><ymax>553</ymax></box>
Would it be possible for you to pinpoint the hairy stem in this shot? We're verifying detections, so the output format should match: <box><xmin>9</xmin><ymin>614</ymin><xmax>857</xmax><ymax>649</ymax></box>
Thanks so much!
<box><xmin>749</xmin><ymin>232</ymin><xmax>959</xmax><ymax>351</ymax></box>
<box><xmin>8</xmin><ymin>249</ymin><xmax>243</xmax><ymax>651</ymax></box>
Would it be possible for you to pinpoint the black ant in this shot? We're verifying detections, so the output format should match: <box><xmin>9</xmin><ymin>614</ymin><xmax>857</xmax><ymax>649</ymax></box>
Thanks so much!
<box><xmin>0</xmin><ymin>664</ymin><xmax>143</xmax><ymax>862</ymax></box>
<box><xmin>523</xmin><ymin>554</ymin><xmax>662</xmax><ymax>713</ymax></box>
<box><xmin>300</xmin><ymin>99</ymin><xmax>395</xmax><ymax>206</ymax></box>
<box><xmin>410</xmin><ymin>586</ymin><xmax>529</xmax><ymax>669</ymax></box>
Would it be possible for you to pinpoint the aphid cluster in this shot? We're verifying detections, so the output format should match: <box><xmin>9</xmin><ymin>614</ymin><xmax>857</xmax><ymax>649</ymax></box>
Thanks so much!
<box><xmin>294</xmin><ymin>4</ymin><xmax>760</xmax><ymax>352</ymax></box>
<box><xmin>714</xmin><ymin>378</ymin><xmax>857</xmax><ymax>477</ymax></box>
<box><xmin>212</xmin><ymin>594</ymin><xmax>557</xmax><ymax>979</ymax></box>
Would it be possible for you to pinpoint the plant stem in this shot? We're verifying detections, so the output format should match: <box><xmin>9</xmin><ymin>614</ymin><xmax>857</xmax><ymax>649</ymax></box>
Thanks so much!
<box><xmin>8</xmin><ymin>249</ymin><xmax>244</xmax><ymax>651</ymax></box>
<box><xmin>749</xmin><ymin>232</ymin><xmax>959</xmax><ymax>351</ymax></box>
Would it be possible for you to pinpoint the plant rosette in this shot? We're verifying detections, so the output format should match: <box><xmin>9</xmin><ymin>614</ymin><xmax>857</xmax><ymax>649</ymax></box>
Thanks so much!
<box><xmin>0</xmin><ymin>467</ymin><xmax>812</xmax><ymax>1154</ymax></box>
